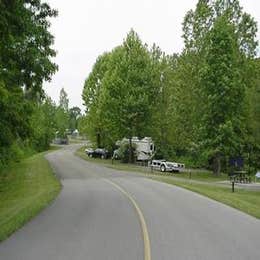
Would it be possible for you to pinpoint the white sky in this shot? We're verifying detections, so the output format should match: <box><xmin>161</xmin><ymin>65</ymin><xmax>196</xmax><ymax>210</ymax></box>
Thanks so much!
<box><xmin>43</xmin><ymin>0</ymin><xmax>260</xmax><ymax>111</ymax></box>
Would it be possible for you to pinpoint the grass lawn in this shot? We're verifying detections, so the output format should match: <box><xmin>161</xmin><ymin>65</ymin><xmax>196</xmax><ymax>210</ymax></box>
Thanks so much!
<box><xmin>151</xmin><ymin>176</ymin><xmax>260</xmax><ymax>219</ymax></box>
<box><xmin>76</xmin><ymin>147</ymin><xmax>228</xmax><ymax>181</ymax></box>
<box><xmin>168</xmin><ymin>170</ymin><xmax>228</xmax><ymax>182</ymax></box>
<box><xmin>0</xmin><ymin>149</ymin><xmax>61</xmax><ymax>241</ymax></box>
<box><xmin>75</xmin><ymin>147</ymin><xmax>150</xmax><ymax>174</ymax></box>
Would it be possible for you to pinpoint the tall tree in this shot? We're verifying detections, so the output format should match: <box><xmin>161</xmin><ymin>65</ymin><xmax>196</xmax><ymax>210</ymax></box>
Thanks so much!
<box><xmin>69</xmin><ymin>106</ymin><xmax>81</xmax><ymax>130</ymax></box>
<box><xmin>100</xmin><ymin>30</ymin><xmax>157</xmax><ymax>162</ymax></box>
<box><xmin>202</xmin><ymin>15</ymin><xmax>246</xmax><ymax>175</ymax></box>
<box><xmin>55</xmin><ymin>88</ymin><xmax>69</xmax><ymax>138</ymax></box>
<box><xmin>0</xmin><ymin>0</ymin><xmax>58</xmax><ymax>96</ymax></box>
<box><xmin>82</xmin><ymin>52</ymin><xmax>112</xmax><ymax>147</ymax></box>
<box><xmin>182</xmin><ymin>0</ymin><xmax>258</xmax><ymax>174</ymax></box>
<box><xmin>0</xmin><ymin>0</ymin><xmax>58</xmax><ymax>166</ymax></box>
<box><xmin>30</xmin><ymin>97</ymin><xmax>56</xmax><ymax>151</ymax></box>
<box><xmin>59</xmin><ymin>88</ymin><xmax>69</xmax><ymax>111</ymax></box>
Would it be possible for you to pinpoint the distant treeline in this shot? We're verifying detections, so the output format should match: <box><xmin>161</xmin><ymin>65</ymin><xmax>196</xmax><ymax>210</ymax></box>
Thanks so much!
<box><xmin>81</xmin><ymin>0</ymin><xmax>260</xmax><ymax>175</ymax></box>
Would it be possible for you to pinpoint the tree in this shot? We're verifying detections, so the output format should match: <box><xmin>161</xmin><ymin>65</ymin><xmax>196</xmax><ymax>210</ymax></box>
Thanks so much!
<box><xmin>54</xmin><ymin>88</ymin><xmax>70</xmax><ymax>138</ymax></box>
<box><xmin>202</xmin><ymin>15</ymin><xmax>246</xmax><ymax>175</ymax></box>
<box><xmin>0</xmin><ymin>0</ymin><xmax>58</xmax><ymax>167</ymax></box>
<box><xmin>30</xmin><ymin>97</ymin><xmax>56</xmax><ymax>151</ymax></box>
<box><xmin>182</xmin><ymin>0</ymin><xmax>258</xmax><ymax>57</ymax></box>
<box><xmin>182</xmin><ymin>0</ymin><xmax>258</xmax><ymax>174</ymax></box>
<box><xmin>69</xmin><ymin>106</ymin><xmax>81</xmax><ymax>130</ymax></box>
<box><xmin>100</xmin><ymin>30</ymin><xmax>157</xmax><ymax>162</ymax></box>
<box><xmin>148</xmin><ymin>45</ymin><xmax>179</xmax><ymax>159</ymax></box>
<box><xmin>82</xmin><ymin>52</ymin><xmax>112</xmax><ymax>147</ymax></box>
<box><xmin>0</xmin><ymin>81</ymin><xmax>32</xmax><ymax>166</ymax></box>
<box><xmin>0</xmin><ymin>0</ymin><xmax>58</xmax><ymax>96</ymax></box>
<box><xmin>59</xmin><ymin>88</ymin><xmax>69</xmax><ymax>111</ymax></box>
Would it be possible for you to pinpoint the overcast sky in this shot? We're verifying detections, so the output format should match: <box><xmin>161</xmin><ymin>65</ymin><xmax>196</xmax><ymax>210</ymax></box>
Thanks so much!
<box><xmin>43</xmin><ymin>0</ymin><xmax>260</xmax><ymax>111</ymax></box>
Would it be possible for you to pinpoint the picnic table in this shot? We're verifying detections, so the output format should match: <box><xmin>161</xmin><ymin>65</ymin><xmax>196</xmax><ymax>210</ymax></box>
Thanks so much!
<box><xmin>230</xmin><ymin>170</ymin><xmax>252</xmax><ymax>184</ymax></box>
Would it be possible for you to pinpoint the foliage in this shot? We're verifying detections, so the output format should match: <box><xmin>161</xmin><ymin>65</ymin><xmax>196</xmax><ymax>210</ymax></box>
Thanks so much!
<box><xmin>30</xmin><ymin>97</ymin><xmax>57</xmax><ymax>151</ymax></box>
<box><xmin>0</xmin><ymin>0</ymin><xmax>58</xmax><ymax>95</ymax></box>
<box><xmin>117</xmin><ymin>142</ymin><xmax>137</xmax><ymax>163</ymax></box>
<box><xmin>201</xmin><ymin>15</ymin><xmax>247</xmax><ymax>175</ymax></box>
<box><xmin>0</xmin><ymin>0</ymin><xmax>58</xmax><ymax>168</ymax></box>
<box><xmin>81</xmin><ymin>1</ymin><xmax>259</xmax><ymax>173</ymax></box>
<box><xmin>181</xmin><ymin>0</ymin><xmax>258</xmax><ymax>174</ymax></box>
<box><xmin>59</xmin><ymin>88</ymin><xmax>69</xmax><ymax>111</ymax></box>
<box><xmin>69</xmin><ymin>106</ymin><xmax>82</xmax><ymax>131</ymax></box>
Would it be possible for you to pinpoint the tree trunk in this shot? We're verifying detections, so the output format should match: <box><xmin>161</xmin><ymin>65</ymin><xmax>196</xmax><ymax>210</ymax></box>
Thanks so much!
<box><xmin>97</xmin><ymin>132</ymin><xmax>101</xmax><ymax>148</ymax></box>
<box><xmin>213</xmin><ymin>154</ymin><xmax>221</xmax><ymax>176</ymax></box>
<box><xmin>129</xmin><ymin>137</ymin><xmax>134</xmax><ymax>163</ymax></box>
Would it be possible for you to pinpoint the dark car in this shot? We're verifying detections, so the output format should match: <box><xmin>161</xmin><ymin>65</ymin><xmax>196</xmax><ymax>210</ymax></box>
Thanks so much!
<box><xmin>86</xmin><ymin>148</ymin><xmax>109</xmax><ymax>159</ymax></box>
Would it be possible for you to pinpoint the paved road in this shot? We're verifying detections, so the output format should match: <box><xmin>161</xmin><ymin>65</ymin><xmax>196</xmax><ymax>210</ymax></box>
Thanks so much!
<box><xmin>1</xmin><ymin>145</ymin><xmax>260</xmax><ymax>260</ymax></box>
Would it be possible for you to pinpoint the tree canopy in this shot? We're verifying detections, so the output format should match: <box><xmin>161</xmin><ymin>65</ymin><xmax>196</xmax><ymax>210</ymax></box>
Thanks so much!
<box><xmin>82</xmin><ymin>1</ymin><xmax>259</xmax><ymax>173</ymax></box>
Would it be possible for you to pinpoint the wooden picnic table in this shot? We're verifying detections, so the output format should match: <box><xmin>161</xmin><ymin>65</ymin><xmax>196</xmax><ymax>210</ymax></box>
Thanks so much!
<box><xmin>230</xmin><ymin>171</ymin><xmax>252</xmax><ymax>183</ymax></box>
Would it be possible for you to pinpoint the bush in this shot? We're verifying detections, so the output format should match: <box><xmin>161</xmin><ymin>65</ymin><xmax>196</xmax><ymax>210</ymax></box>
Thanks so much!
<box><xmin>118</xmin><ymin>142</ymin><xmax>137</xmax><ymax>163</ymax></box>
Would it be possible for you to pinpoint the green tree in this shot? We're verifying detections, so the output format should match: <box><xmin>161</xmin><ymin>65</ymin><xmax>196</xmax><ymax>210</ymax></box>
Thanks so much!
<box><xmin>30</xmin><ymin>97</ymin><xmax>56</xmax><ymax>151</ymax></box>
<box><xmin>148</xmin><ymin>45</ymin><xmax>179</xmax><ymax>159</ymax></box>
<box><xmin>0</xmin><ymin>0</ymin><xmax>58</xmax><ymax>96</ymax></box>
<box><xmin>55</xmin><ymin>88</ymin><xmax>69</xmax><ymax>138</ymax></box>
<box><xmin>0</xmin><ymin>0</ymin><xmax>58</xmax><ymax>166</ymax></box>
<box><xmin>69</xmin><ymin>106</ymin><xmax>81</xmax><ymax>130</ymax></box>
<box><xmin>100</xmin><ymin>30</ymin><xmax>157</xmax><ymax>162</ymax></box>
<box><xmin>59</xmin><ymin>88</ymin><xmax>69</xmax><ymax>112</ymax></box>
<box><xmin>182</xmin><ymin>0</ymin><xmax>258</xmax><ymax>174</ymax></box>
<box><xmin>202</xmin><ymin>15</ymin><xmax>246</xmax><ymax>175</ymax></box>
<box><xmin>82</xmin><ymin>52</ymin><xmax>112</xmax><ymax>147</ymax></box>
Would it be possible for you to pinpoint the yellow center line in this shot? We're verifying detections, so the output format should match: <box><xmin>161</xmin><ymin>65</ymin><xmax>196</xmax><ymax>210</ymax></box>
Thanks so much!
<box><xmin>105</xmin><ymin>179</ymin><xmax>151</xmax><ymax>260</ymax></box>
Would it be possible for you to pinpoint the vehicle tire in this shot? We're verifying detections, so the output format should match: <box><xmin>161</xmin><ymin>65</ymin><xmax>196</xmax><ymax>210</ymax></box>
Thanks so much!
<box><xmin>89</xmin><ymin>153</ymin><xmax>93</xmax><ymax>158</ymax></box>
<box><xmin>160</xmin><ymin>165</ymin><xmax>166</xmax><ymax>172</ymax></box>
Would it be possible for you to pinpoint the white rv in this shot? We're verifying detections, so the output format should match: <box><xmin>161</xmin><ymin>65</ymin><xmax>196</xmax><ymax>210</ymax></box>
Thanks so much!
<box><xmin>115</xmin><ymin>137</ymin><xmax>155</xmax><ymax>161</ymax></box>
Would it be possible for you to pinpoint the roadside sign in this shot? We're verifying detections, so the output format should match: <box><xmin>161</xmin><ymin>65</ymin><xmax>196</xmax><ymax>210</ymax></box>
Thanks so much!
<box><xmin>229</xmin><ymin>157</ymin><xmax>244</xmax><ymax>168</ymax></box>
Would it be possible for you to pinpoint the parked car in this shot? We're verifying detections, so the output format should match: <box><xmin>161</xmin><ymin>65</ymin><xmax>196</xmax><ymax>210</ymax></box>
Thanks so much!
<box><xmin>151</xmin><ymin>160</ymin><xmax>185</xmax><ymax>173</ymax></box>
<box><xmin>85</xmin><ymin>148</ymin><xmax>109</xmax><ymax>159</ymax></box>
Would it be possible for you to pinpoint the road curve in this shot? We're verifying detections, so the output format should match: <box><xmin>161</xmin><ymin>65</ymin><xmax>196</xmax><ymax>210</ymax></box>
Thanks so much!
<box><xmin>0</xmin><ymin>144</ymin><xmax>260</xmax><ymax>260</ymax></box>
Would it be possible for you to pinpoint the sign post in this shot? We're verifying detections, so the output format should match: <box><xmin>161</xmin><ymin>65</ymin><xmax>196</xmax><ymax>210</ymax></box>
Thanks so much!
<box><xmin>232</xmin><ymin>180</ymin><xmax>235</xmax><ymax>192</ymax></box>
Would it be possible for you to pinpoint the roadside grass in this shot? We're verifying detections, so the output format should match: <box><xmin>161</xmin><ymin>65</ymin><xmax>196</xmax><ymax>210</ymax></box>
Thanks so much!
<box><xmin>75</xmin><ymin>147</ymin><xmax>228</xmax><ymax>182</ymax></box>
<box><xmin>167</xmin><ymin>170</ymin><xmax>228</xmax><ymax>182</ymax></box>
<box><xmin>0</xmin><ymin>149</ymin><xmax>61</xmax><ymax>241</ymax></box>
<box><xmin>151</xmin><ymin>176</ymin><xmax>260</xmax><ymax>219</ymax></box>
<box><xmin>75</xmin><ymin>147</ymin><xmax>150</xmax><ymax>174</ymax></box>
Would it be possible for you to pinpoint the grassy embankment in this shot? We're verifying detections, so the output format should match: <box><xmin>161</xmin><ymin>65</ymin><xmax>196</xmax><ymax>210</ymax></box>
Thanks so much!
<box><xmin>151</xmin><ymin>176</ymin><xmax>260</xmax><ymax>219</ymax></box>
<box><xmin>76</xmin><ymin>146</ymin><xmax>260</xmax><ymax>219</ymax></box>
<box><xmin>0</xmin><ymin>146</ymin><xmax>61</xmax><ymax>241</ymax></box>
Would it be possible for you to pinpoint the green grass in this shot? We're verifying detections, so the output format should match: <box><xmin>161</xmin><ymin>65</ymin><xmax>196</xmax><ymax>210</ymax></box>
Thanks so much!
<box><xmin>0</xmin><ymin>149</ymin><xmax>61</xmax><ymax>241</ymax></box>
<box><xmin>76</xmin><ymin>147</ymin><xmax>229</xmax><ymax>182</ymax></box>
<box><xmin>151</xmin><ymin>176</ymin><xmax>260</xmax><ymax>219</ymax></box>
<box><xmin>75</xmin><ymin>147</ymin><xmax>150</xmax><ymax>174</ymax></box>
<box><xmin>169</xmin><ymin>170</ymin><xmax>228</xmax><ymax>182</ymax></box>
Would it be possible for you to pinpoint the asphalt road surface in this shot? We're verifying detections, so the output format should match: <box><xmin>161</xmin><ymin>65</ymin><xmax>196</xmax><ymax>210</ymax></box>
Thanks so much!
<box><xmin>1</xmin><ymin>145</ymin><xmax>260</xmax><ymax>260</ymax></box>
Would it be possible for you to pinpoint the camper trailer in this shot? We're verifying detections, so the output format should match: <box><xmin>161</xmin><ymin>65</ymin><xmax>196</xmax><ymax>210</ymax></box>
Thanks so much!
<box><xmin>115</xmin><ymin>137</ymin><xmax>155</xmax><ymax>161</ymax></box>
